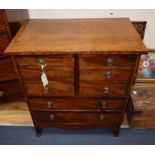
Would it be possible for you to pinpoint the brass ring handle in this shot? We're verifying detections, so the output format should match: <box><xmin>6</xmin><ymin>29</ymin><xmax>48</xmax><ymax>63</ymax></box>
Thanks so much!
<box><xmin>49</xmin><ymin>114</ymin><xmax>54</xmax><ymax>120</ymax></box>
<box><xmin>0</xmin><ymin>91</ymin><xmax>4</xmax><ymax>97</ymax></box>
<box><xmin>101</xmin><ymin>102</ymin><xmax>107</xmax><ymax>109</ymax></box>
<box><xmin>37</xmin><ymin>59</ymin><xmax>45</xmax><ymax>65</ymax></box>
<box><xmin>104</xmin><ymin>71</ymin><xmax>112</xmax><ymax>78</ymax></box>
<box><xmin>47</xmin><ymin>101</ymin><xmax>53</xmax><ymax>108</ymax></box>
<box><xmin>100</xmin><ymin>115</ymin><xmax>105</xmax><ymax>121</ymax></box>
<box><xmin>106</xmin><ymin>58</ymin><xmax>113</xmax><ymax>66</ymax></box>
<box><xmin>44</xmin><ymin>86</ymin><xmax>49</xmax><ymax>94</ymax></box>
<box><xmin>102</xmin><ymin>87</ymin><xmax>109</xmax><ymax>94</ymax></box>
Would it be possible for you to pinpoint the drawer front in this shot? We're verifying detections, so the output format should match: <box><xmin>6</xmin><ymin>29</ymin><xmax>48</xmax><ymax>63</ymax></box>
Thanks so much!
<box><xmin>29</xmin><ymin>98</ymin><xmax>125</xmax><ymax>111</ymax></box>
<box><xmin>80</xmin><ymin>69</ymin><xmax>132</xmax><ymax>82</ymax></box>
<box><xmin>79</xmin><ymin>55</ymin><xmax>135</xmax><ymax>69</ymax></box>
<box><xmin>0</xmin><ymin>57</ymin><xmax>17</xmax><ymax>81</ymax></box>
<box><xmin>16</xmin><ymin>56</ymin><xmax>74</xmax><ymax>67</ymax></box>
<box><xmin>24</xmin><ymin>81</ymin><xmax>74</xmax><ymax>96</ymax></box>
<box><xmin>19</xmin><ymin>66</ymin><xmax>74</xmax><ymax>82</ymax></box>
<box><xmin>79</xmin><ymin>82</ymin><xmax>127</xmax><ymax>97</ymax></box>
<box><xmin>0</xmin><ymin>34</ymin><xmax>10</xmax><ymax>51</ymax></box>
<box><xmin>0</xmin><ymin>80</ymin><xmax>22</xmax><ymax>103</ymax></box>
<box><xmin>32</xmin><ymin>111</ymin><xmax>122</xmax><ymax>124</ymax></box>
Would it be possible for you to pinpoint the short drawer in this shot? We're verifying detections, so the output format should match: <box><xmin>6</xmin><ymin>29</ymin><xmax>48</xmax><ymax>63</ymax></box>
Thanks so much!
<box><xmin>0</xmin><ymin>56</ymin><xmax>17</xmax><ymax>81</ymax></box>
<box><xmin>80</xmin><ymin>69</ymin><xmax>132</xmax><ymax>82</ymax></box>
<box><xmin>19</xmin><ymin>66</ymin><xmax>74</xmax><ymax>82</ymax></box>
<box><xmin>79</xmin><ymin>55</ymin><xmax>135</xmax><ymax>69</ymax></box>
<box><xmin>29</xmin><ymin>98</ymin><xmax>125</xmax><ymax>111</ymax></box>
<box><xmin>0</xmin><ymin>34</ymin><xmax>10</xmax><ymax>51</ymax></box>
<box><xmin>24</xmin><ymin>81</ymin><xmax>74</xmax><ymax>96</ymax></box>
<box><xmin>79</xmin><ymin>82</ymin><xmax>127</xmax><ymax>97</ymax></box>
<box><xmin>32</xmin><ymin>111</ymin><xmax>122</xmax><ymax>124</ymax></box>
<box><xmin>16</xmin><ymin>56</ymin><xmax>74</xmax><ymax>67</ymax></box>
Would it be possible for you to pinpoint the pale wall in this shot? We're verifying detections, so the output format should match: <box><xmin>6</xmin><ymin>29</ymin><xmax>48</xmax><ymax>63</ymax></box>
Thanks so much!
<box><xmin>6</xmin><ymin>9</ymin><xmax>29</xmax><ymax>22</ymax></box>
<box><xmin>28</xmin><ymin>9</ymin><xmax>155</xmax><ymax>49</ymax></box>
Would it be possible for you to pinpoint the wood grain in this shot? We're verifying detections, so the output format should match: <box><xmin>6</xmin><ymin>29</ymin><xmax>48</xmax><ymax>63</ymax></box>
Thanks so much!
<box><xmin>131</xmin><ymin>85</ymin><xmax>155</xmax><ymax>111</ymax></box>
<box><xmin>0</xmin><ymin>100</ymin><xmax>127</xmax><ymax>126</ymax></box>
<box><xmin>0</xmin><ymin>10</ymin><xmax>12</xmax><ymax>39</ymax></box>
<box><xmin>79</xmin><ymin>81</ymin><xmax>127</xmax><ymax>97</ymax></box>
<box><xmin>5</xmin><ymin>18</ymin><xmax>147</xmax><ymax>55</ymax></box>
<box><xmin>0</xmin><ymin>34</ymin><xmax>10</xmax><ymax>52</ymax></box>
<box><xmin>16</xmin><ymin>56</ymin><xmax>74</xmax><ymax>67</ymax></box>
<box><xmin>24</xmin><ymin>81</ymin><xmax>74</xmax><ymax>96</ymax></box>
<box><xmin>29</xmin><ymin>97</ymin><xmax>125</xmax><ymax>111</ymax></box>
<box><xmin>32</xmin><ymin>111</ymin><xmax>122</xmax><ymax>124</ymax></box>
<box><xmin>80</xmin><ymin>69</ymin><xmax>132</xmax><ymax>83</ymax></box>
<box><xmin>0</xmin><ymin>10</ymin><xmax>8</xmax><ymax>33</ymax></box>
<box><xmin>0</xmin><ymin>56</ymin><xmax>17</xmax><ymax>81</ymax></box>
<box><xmin>79</xmin><ymin>55</ymin><xmax>136</xmax><ymax>69</ymax></box>
<box><xmin>0</xmin><ymin>80</ymin><xmax>23</xmax><ymax>103</ymax></box>
<box><xmin>130</xmin><ymin>84</ymin><xmax>155</xmax><ymax>129</ymax></box>
<box><xmin>0</xmin><ymin>101</ymin><xmax>32</xmax><ymax>124</ymax></box>
<box><xmin>19</xmin><ymin>66</ymin><xmax>74</xmax><ymax>82</ymax></box>
<box><xmin>4</xmin><ymin>18</ymin><xmax>145</xmax><ymax>136</ymax></box>
<box><xmin>0</xmin><ymin>10</ymin><xmax>23</xmax><ymax>103</ymax></box>
<box><xmin>131</xmin><ymin>111</ymin><xmax>155</xmax><ymax>129</ymax></box>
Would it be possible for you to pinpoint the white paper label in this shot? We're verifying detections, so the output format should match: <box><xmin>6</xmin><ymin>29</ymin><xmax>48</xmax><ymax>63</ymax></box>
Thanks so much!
<box><xmin>41</xmin><ymin>64</ymin><xmax>47</xmax><ymax>70</ymax></box>
<box><xmin>132</xmin><ymin>90</ymin><xmax>137</xmax><ymax>95</ymax></box>
<box><xmin>41</xmin><ymin>72</ymin><xmax>48</xmax><ymax>87</ymax></box>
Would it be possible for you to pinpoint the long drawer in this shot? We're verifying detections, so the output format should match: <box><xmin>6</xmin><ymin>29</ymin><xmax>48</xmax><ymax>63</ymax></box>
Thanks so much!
<box><xmin>80</xmin><ymin>69</ymin><xmax>132</xmax><ymax>82</ymax></box>
<box><xmin>32</xmin><ymin>111</ymin><xmax>122</xmax><ymax>124</ymax></box>
<box><xmin>29</xmin><ymin>98</ymin><xmax>125</xmax><ymax>111</ymax></box>
<box><xmin>79</xmin><ymin>81</ymin><xmax>127</xmax><ymax>97</ymax></box>
<box><xmin>18</xmin><ymin>66</ymin><xmax>74</xmax><ymax>82</ymax></box>
<box><xmin>79</xmin><ymin>55</ymin><xmax>135</xmax><ymax>69</ymax></box>
<box><xmin>24</xmin><ymin>81</ymin><xmax>74</xmax><ymax>96</ymax></box>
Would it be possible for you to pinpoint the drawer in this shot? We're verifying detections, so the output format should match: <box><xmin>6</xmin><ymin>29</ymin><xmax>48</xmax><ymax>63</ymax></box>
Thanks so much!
<box><xmin>24</xmin><ymin>81</ymin><xmax>74</xmax><ymax>96</ymax></box>
<box><xmin>0</xmin><ymin>34</ymin><xmax>10</xmax><ymax>52</ymax></box>
<box><xmin>80</xmin><ymin>69</ymin><xmax>132</xmax><ymax>82</ymax></box>
<box><xmin>79</xmin><ymin>55</ymin><xmax>135</xmax><ymax>69</ymax></box>
<box><xmin>16</xmin><ymin>56</ymin><xmax>74</xmax><ymax>67</ymax></box>
<box><xmin>79</xmin><ymin>81</ymin><xmax>127</xmax><ymax>97</ymax></box>
<box><xmin>29</xmin><ymin>98</ymin><xmax>125</xmax><ymax>111</ymax></box>
<box><xmin>0</xmin><ymin>80</ymin><xmax>22</xmax><ymax>103</ymax></box>
<box><xmin>32</xmin><ymin>111</ymin><xmax>122</xmax><ymax>124</ymax></box>
<box><xmin>19</xmin><ymin>66</ymin><xmax>74</xmax><ymax>82</ymax></box>
<box><xmin>0</xmin><ymin>56</ymin><xmax>17</xmax><ymax>81</ymax></box>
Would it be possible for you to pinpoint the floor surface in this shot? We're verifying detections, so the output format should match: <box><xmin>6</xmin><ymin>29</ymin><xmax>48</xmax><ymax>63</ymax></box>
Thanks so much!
<box><xmin>0</xmin><ymin>126</ymin><xmax>155</xmax><ymax>145</ymax></box>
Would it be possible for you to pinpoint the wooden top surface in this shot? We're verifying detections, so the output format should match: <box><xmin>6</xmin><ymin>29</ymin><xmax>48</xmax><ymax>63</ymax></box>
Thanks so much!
<box><xmin>5</xmin><ymin>18</ymin><xmax>147</xmax><ymax>55</ymax></box>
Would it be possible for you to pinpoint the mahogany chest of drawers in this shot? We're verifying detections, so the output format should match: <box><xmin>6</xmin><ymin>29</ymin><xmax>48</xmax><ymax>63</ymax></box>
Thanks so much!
<box><xmin>5</xmin><ymin>18</ymin><xmax>147</xmax><ymax>136</ymax></box>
